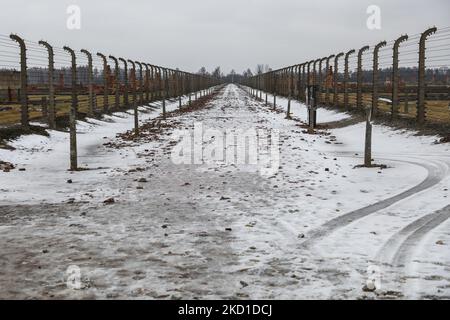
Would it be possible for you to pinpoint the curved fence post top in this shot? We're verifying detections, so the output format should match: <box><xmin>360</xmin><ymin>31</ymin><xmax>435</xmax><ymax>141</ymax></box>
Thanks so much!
<box><xmin>118</xmin><ymin>57</ymin><xmax>128</xmax><ymax>67</ymax></box>
<box><xmin>10</xmin><ymin>33</ymin><xmax>25</xmax><ymax>45</ymax></box>
<box><xmin>358</xmin><ymin>46</ymin><xmax>370</xmax><ymax>56</ymax></box>
<box><xmin>39</xmin><ymin>40</ymin><xmax>53</xmax><ymax>51</ymax></box>
<box><xmin>63</xmin><ymin>46</ymin><xmax>75</xmax><ymax>55</ymax></box>
<box><xmin>345</xmin><ymin>49</ymin><xmax>356</xmax><ymax>58</ymax></box>
<box><xmin>420</xmin><ymin>27</ymin><xmax>437</xmax><ymax>41</ymax></box>
<box><xmin>80</xmin><ymin>49</ymin><xmax>92</xmax><ymax>59</ymax></box>
<box><xmin>394</xmin><ymin>34</ymin><xmax>409</xmax><ymax>46</ymax></box>
<box><xmin>374</xmin><ymin>41</ymin><xmax>387</xmax><ymax>52</ymax></box>
<box><xmin>127</xmin><ymin>60</ymin><xmax>136</xmax><ymax>68</ymax></box>
<box><xmin>334</xmin><ymin>52</ymin><xmax>344</xmax><ymax>61</ymax></box>
<box><xmin>97</xmin><ymin>52</ymin><xmax>107</xmax><ymax>63</ymax></box>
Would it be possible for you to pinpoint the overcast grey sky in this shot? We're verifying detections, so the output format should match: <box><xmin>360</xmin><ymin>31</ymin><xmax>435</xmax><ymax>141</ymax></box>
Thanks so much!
<box><xmin>0</xmin><ymin>0</ymin><xmax>449</xmax><ymax>74</ymax></box>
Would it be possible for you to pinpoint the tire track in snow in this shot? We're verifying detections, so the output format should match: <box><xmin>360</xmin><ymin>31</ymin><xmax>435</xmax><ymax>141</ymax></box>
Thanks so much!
<box><xmin>376</xmin><ymin>205</ymin><xmax>450</xmax><ymax>267</ymax></box>
<box><xmin>300</xmin><ymin>157</ymin><xmax>447</xmax><ymax>249</ymax></box>
<box><xmin>245</xmin><ymin>89</ymin><xmax>449</xmax><ymax>256</ymax></box>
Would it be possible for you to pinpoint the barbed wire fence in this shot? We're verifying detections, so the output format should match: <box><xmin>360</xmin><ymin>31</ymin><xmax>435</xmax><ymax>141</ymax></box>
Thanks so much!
<box><xmin>245</xmin><ymin>26</ymin><xmax>450</xmax><ymax>127</ymax></box>
<box><xmin>0</xmin><ymin>33</ymin><xmax>221</xmax><ymax>169</ymax></box>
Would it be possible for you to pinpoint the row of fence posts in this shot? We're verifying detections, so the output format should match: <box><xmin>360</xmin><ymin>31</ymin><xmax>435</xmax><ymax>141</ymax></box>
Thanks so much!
<box><xmin>243</xmin><ymin>27</ymin><xmax>442</xmax><ymax>168</ymax></box>
<box><xmin>7</xmin><ymin>34</ymin><xmax>220</xmax><ymax>170</ymax></box>
<box><xmin>243</xmin><ymin>27</ymin><xmax>439</xmax><ymax>127</ymax></box>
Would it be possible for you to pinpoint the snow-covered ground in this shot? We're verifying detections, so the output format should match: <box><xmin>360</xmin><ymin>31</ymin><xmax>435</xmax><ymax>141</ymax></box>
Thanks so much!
<box><xmin>0</xmin><ymin>84</ymin><xmax>449</xmax><ymax>299</ymax></box>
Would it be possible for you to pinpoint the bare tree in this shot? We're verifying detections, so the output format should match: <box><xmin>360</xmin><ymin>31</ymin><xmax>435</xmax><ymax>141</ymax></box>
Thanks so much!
<box><xmin>243</xmin><ymin>68</ymin><xmax>253</xmax><ymax>78</ymax></box>
<box><xmin>212</xmin><ymin>66</ymin><xmax>222</xmax><ymax>79</ymax></box>
<box><xmin>256</xmin><ymin>64</ymin><xmax>264</xmax><ymax>75</ymax></box>
<box><xmin>198</xmin><ymin>67</ymin><xmax>208</xmax><ymax>75</ymax></box>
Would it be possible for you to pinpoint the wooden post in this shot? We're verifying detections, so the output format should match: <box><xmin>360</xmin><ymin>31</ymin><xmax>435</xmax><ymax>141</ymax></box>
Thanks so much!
<box><xmin>39</xmin><ymin>40</ymin><xmax>56</xmax><ymax>128</ymax></box>
<box><xmin>63</xmin><ymin>46</ymin><xmax>78</xmax><ymax>171</ymax></box>
<box><xmin>10</xmin><ymin>34</ymin><xmax>28</xmax><ymax>127</ymax></box>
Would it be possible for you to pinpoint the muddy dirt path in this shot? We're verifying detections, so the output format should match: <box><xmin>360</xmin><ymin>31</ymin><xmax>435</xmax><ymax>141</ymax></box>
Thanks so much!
<box><xmin>0</xmin><ymin>84</ymin><xmax>449</xmax><ymax>299</ymax></box>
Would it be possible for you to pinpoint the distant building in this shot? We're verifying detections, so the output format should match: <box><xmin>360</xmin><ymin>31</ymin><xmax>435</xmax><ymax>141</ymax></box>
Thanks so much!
<box><xmin>0</xmin><ymin>70</ymin><xmax>20</xmax><ymax>90</ymax></box>
<box><xmin>0</xmin><ymin>70</ymin><xmax>20</xmax><ymax>103</ymax></box>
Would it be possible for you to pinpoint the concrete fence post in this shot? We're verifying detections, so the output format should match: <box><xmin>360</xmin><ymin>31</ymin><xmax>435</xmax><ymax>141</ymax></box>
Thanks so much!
<box><xmin>325</xmin><ymin>55</ymin><xmax>335</xmax><ymax>105</ymax></box>
<box><xmin>188</xmin><ymin>73</ymin><xmax>192</xmax><ymax>107</ymax></box>
<box><xmin>127</xmin><ymin>60</ymin><xmax>139</xmax><ymax>135</ymax></box>
<box><xmin>306</xmin><ymin>61</ymin><xmax>312</xmax><ymax>88</ymax></box>
<box><xmin>265</xmin><ymin>73</ymin><xmax>269</xmax><ymax>105</ymax></box>
<box><xmin>302</xmin><ymin>64</ymin><xmax>307</xmax><ymax>101</ymax></box>
<box><xmin>259</xmin><ymin>74</ymin><xmax>263</xmax><ymax>100</ymax></box>
<box><xmin>162</xmin><ymin>67</ymin><xmax>167</xmax><ymax>118</ymax></box>
<box><xmin>157</xmin><ymin>67</ymin><xmax>163</xmax><ymax>100</ymax></box>
<box><xmin>333</xmin><ymin>53</ymin><xmax>344</xmax><ymax>107</ymax></box>
<box><xmin>297</xmin><ymin>64</ymin><xmax>303</xmax><ymax>101</ymax></box>
<box><xmin>63</xmin><ymin>46</ymin><xmax>78</xmax><ymax>171</ymax></box>
<box><xmin>392</xmin><ymin>35</ymin><xmax>409</xmax><ymax>118</ymax></box>
<box><xmin>164</xmin><ymin>68</ymin><xmax>170</xmax><ymax>100</ymax></box>
<box><xmin>372</xmin><ymin>41</ymin><xmax>387</xmax><ymax>116</ymax></box>
<box><xmin>318</xmin><ymin>57</ymin><xmax>327</xmax><ymax>104</ymax></box>
<box><xmin>39</xmin><ymin>40</ymin><xmax>56</xmax><ymax>128</ymax></box>
<box><xmin>119</xmin><ymin>58</ymin><xmax>129</xmax><ymax>107</ymax></box>
<box><xmin>135</xmin><ymin>62</ymin><xmax>144</xmax><ymax>108</ymax></box>
<box><xmin>287</xmin><ymin>66</ymin><xmax>294</xmax><ymax>118</ymax></box>
<box><xmin>344</xmin><ymin>49</ymin><xmax>356</xmax><ymax>109</ymax></box>
<box><xmin>144</xmin><ymin>64</ymin><xmax>150</xmax><ymax>104</ymax></box>
<box><xmin>10</xmin><ymin>34</ymin><xmax>28</xmax><ymax>127</ymax></box>
<box><xmin>97</xmin><ymin>53</ymin><xmax>109</xmax><ymax>112</ymax></box>
<box><xmin>357</xmin><ymin>46</ymin><xmax>370</xmax><ymax>109</ymax></box>
<box><xmin>109</xmin><ymin>55</ymin><xmax>120</xmax><ymax>110</ymax></box>
<box><xmin>178</xmin><ymin>71</ymin><xmax>183</xmax><ymax>109</ymax></box>
<box><xmin>417</xmin><ymin>27</ymin><xmax>437</xmax><ymax>125</ymax></box>
<box><xmin>80</xmin><ymin>49</ymin><xmax>94</xmax><ymax>117</ymax></box>
<box><xmin>273</xmin><ymin>71</ymin><xmax>277</xmax><ymax>109</ymax></box>
<box><xmin>147</xmin><ymin>64</ymin><xmax>154</xmax><ymax>102</ymax></box>
<box><xmin>364</xmin><ymin>106</ymin><xmax>373</xmax><ymax>167</ymax></box>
